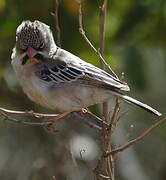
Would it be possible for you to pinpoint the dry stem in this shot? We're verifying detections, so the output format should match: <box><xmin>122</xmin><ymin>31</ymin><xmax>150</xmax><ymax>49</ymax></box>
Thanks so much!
<box><xmin>0</xmin><ymin>107</ymin><xmax>102</xmax><ymax>132</ymax></box>
<box><xmin>78</xmin><ymin>1</ymin><xmax>118</xmax><ymax>179</ymax></box>
<box><xmin>51</xmin><ymin>0</ymin><xmax>61</xmax><ymax>47</ymax></box>
<box><xmin>78</xmin><ymin>0</ymin><xmax>119</xmax><ymax>80</ymax></box>
<box><xmin>106</xmin><ymin>116</ymin><xmax>166</xmax><ymax>157</ymax></box>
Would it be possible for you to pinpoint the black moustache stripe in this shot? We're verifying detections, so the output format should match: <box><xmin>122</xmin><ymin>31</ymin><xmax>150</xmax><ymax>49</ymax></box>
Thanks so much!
<box><xmin>22</xmin><ymin>55</ymin><xmax>29</xmax><ymax>65</ymax></box>
<box><xmin>22</xmin><ymin>53</ymin><xmax>46</xmax><ymax>65</ymax></box>
<box><xmin>34</xmin><ymin>53</ymin><xmax>45</xmax><ymax>62</ymax></box>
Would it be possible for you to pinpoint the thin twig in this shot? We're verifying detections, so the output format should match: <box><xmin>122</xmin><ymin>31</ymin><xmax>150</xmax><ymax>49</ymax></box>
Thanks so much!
<box><xmin>94</xmin><ymin>153</ymin><xmax>106</xmax><ymax>180</ymax></box>
<box><xmin>113</xmin><ymin>125</ymin><xmax>134</xmax><ymax>159</ymax></box>
<box><xmin>86</xmin><ymin>110</ymin><xmax>109</xmax><ymax>128</ymax></box>
<box><xmin>3</xmin><ymin>114</ymin><xmax>51</xmax><ymax>126</ymax></box>
<box><xmin>66</xmin><ymin>144</ymin><xmax>81</xmax><ymax>180</ymax></box>
<box><xmin>110</xmin><ymin>98</ymin><xmax>120</xmax><ymax>126</ymax></box>
<box><xmin>99</xmin><ymin>1</ymin><xmax>115</xmax><ymax>179</ymax></box>
<box><xmin>116</xmin><ymin>110</ymin><xmax>128</xmax><ymax>123</ymax></box>
<box><xmin>98</xmin><ymin>174</ymin><xmax>111</xmax><ymax>179</ymax></box>
<box><xmin>72</xmin><ymin>112</ymin><xmax>102</xmax><ymax>132</ymax></box>
<box><xmin>99</xmin><ymin>0</ymin><xmax>109</xmax><ymax>142</ymax></box>
<box><xmin>0</xmin><ymin>107</ymin><xmax>53</xmax><ymax>126</ymax></box>
<box><xmin>70</xmin><ymin>150</ymin><xmax>81</xmax><ymax>180</ymax></box>
<box><xmin>99</xmin><ymin>0</ymin><xmax>106</xmax><ymax>69</ymax></box>
<box><xmin>79</xmin><ymin>150</ymin><xmax>94</xmax><ymax>178</ymax></box>
<box><xmin>0</xmin><ymin>107</ymin><xmax>58</xmax><ymax>119</ymax></box>
<box><xmin>51</xmin><ymin>0</ymin><xmax>61</xmax><ymax>47</ymax></box>
<box><xmin>0</xmin><ymin>107</ymin><xmax>102</xmax><ymax>132</ymax></box>
<box><xmin>78</xmin><ymin>1</ymin><xmax>119</xmax><ymax>80</ymax></box>
<box><xmin>52</xmin><ymin>176</ymin><xmax>56</xmax><ymax>180</ymax></box>
<box><xmin>106</xmin><ymin>116</ymin><xmax>166</xmax><ymax>157</ymax></box>
<box><xmin>108</xmin><ymin>97</ymin><xmax>120</xmax><ymax>135</ymax></box>
<box><xmin>119</xmin><ymin>125</ymin><xmax>134</xmax><ymax>148</ymax></box>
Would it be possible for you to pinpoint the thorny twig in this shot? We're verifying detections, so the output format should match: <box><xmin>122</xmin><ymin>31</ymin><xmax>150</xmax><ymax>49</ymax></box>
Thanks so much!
<box><xmin>77</xmin><ymin>0</ymin><xmax>116</xmax><ymax>179</ymax></box>
<box><xmin>99</xmin><ymin>0</ymin><xmax>106</xmax><ymax>69</ymax></box>
<box><xmin>51</xmin><ymin>0</ymin><xmax>61</xmax><ymax>47</ymax></box>
<box><xmin>79</xmin><ymin>150</ymin><xmax>95</xmax><ymax>177</ymax></box>
<box><xmin>116</xmin><ymin>110</ymin><xmax>128</xmax><ymax>123</ymax></box>
<box><xmin>0</xmin><ymin>107</ymin><xmax>102</xmax><ymax>132</ymax></box>
<box><xmin>0</xmin><ymin>107</ymin><xmax>54</xmax><ymax>126</ymax></box>
<box><xmin>109</xmin><ymin>97</ymin><xmax>120</xmax><ymax>134</ymax></box>
<box><xmin>105</xmin><ymin>116</ymin><xmax>166</xmax><ymax>157</ymax></box>
<box><xmin>77</xmin><ymin>2</ymin><xmax>165</xmax><ymax>178</ymax></box>
<box><xmin>72</xmin><ymin>112</ymin><xmax>102</xmax><ymax>132</ymax></box>
<box><xmin>78</xmin><ymin>0</ymin><xmax>119</xmax><ymax>80</ymax></box>
<box><xmin>99</xmin><ymin>1</ymin><xmax>114</xmax><ymax>179</ymax></box>
<box><xmin>77</xmin><ymin>1</ymin><xmax>118</xmax><ymax>179</ymax></box>
<box><xmin>86</xmin><ymin>110</ymin><xmax>109</xmax><ymax>128</ymax></box>
<box><xmin>69</xmin><ymin>149</ymin><xmax>81</xmax><ymax>180</ymax></box>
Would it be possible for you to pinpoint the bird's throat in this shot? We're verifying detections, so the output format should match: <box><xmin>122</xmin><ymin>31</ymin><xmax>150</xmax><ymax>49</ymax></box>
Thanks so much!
<box><xmin>22</xmin><ymin>55</ymin><xmax>39</xmax><ymax>65</ymax></box>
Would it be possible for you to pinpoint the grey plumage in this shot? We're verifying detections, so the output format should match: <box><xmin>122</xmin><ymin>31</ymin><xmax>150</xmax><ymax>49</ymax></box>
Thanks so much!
<box><xmin>11</xmin><ymin>20</ymin><xmax>162</xmax><ymax>116</ymax></box>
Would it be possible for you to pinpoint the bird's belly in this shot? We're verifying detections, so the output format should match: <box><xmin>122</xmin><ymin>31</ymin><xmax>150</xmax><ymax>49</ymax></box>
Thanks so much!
<box><xmin>19</xmin><ymin>76</ymin><xmax>52</xmax><ymax>109</ymax></box>
<box><xmin>46</xmin><ymin>83</ymin><xmax>112</xmax><ymax>111</ymax></box>
<box><xmin>19</xmin><ymin>73</ymin><xmax>112</xmax><ymax>111</ymax></box>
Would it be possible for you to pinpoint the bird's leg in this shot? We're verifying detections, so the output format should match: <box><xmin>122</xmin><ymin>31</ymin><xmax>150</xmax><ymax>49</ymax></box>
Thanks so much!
<box><xmin>45</xmin><ymin>110</ymin><xmax>73</xmax><ymax>131</ymax></box>
<box><xmin>45</xmin><ymin>109</ymin><xmax>87</xmax><ymax>131</ymax></box>
<box><xmin>79</xmin><ymin>108</ymin><xmax>87</xmax><ymax>114</ymax></box>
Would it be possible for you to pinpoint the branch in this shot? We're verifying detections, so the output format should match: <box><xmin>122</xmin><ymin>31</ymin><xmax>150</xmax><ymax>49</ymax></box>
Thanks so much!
<box><xmin>2</xmin><ymin>114</ymin><xmax>51</xmax><ymax>127</ymax></box>
<box><xmin>86</xmin><ymin>110</ymin><xmax>109</xmax><ymax>128</ymax></box>
<box><xmin>68</xmin><ymin>148</ymin><xmax>81</xmax><ymax>180</ymax></box>
<box><xmin>0</xmin><ymin>107</ymin><xmax>55</xmax><ymax>126</ymax></box>
<box><xmin>79</xmin><ymin>150</ymin><xmax>95</xmax><ymax>178</ymax></box>
<box><xmin>108</xmin><ymin>97</ymin><xmax>120</xmax><ymax>134</ymax></box>
<box><xmin>94</xmin><ymin>153</ymin><xmax>105</xmax><ymax>178</ymax></box>
<box><xmin>99</xmin><ymin>0</ymin><xmax>106</xmax><ymax>69</ymax></box>
<box><xmin>105</xmin><ymin>116</ymin><xmax>166</xmax><ymax>157</ymax></box>
<box><xmin>0</xmin><ymin>107</ymin><xmax>102</xmax><ymax>132</ymax></box>
<box><xmin>51</xmin><ymin>0</ymin><xmax>61</xmax><ymax>47</ymax></box>
<box><xmin>78</xmin><ymin>0</ymin><xmax>119</xmax><ymax>80</ymax></box>
<box><xmin>0</xmin><ymin>107</ymin><xmax>58</xmax><ymax>119</ymax></box>
<box><xmin>72</xmin><ymin>112</ymin><xmax>102</xmax><ymax>132</ymax></box>
<box><xmin>99</xmin><ymin>2</ymin><xmax>114</xmax><ymax>179</ymax></box>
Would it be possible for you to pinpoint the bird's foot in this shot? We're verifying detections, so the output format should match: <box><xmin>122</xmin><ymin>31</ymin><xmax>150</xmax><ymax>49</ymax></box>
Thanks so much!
<box><xmin>44</xmin><ymin>110</ymin><xmax>73</xmax><ymax>132</ymax></box>
<box><xmin>79</xmin><ymin>108</ymin><xmax>87</xmax><ymax>114</ymax></box>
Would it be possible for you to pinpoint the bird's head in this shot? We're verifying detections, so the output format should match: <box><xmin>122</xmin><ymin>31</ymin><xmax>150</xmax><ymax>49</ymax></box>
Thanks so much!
<box><xmin>15</xmin><ymin>20</ymin><xmax>56</xmax><ymax>65</ymax></box>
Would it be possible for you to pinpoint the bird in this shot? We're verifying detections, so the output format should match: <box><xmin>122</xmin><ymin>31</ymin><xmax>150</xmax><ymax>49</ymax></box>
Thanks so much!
<box><xmin>11</xmin><ymin>20</ymin><xmax>161</xmax><ymax>125</ymax></box>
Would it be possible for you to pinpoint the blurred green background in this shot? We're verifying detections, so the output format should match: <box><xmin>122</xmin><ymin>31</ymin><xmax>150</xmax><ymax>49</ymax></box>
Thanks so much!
<box><xmin>0</xmin><ymin>0</ymin><xmax>166</xmax><ymax>179</ymax></box>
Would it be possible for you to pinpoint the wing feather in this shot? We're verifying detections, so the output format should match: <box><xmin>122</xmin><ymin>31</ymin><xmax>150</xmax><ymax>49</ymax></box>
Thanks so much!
<box><xmin>35</xmin><ymin>50</ymin><xmax>129</xmax><ymax>91</ymax></box>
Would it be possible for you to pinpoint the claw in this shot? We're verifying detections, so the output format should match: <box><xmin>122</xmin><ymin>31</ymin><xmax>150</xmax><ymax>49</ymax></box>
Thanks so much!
<box><xmin>44</xmin><ymin>110</ymin><xmax>73</xmax><ymax>131</ymax></box>
<box><xmin>44</xmin><ymin>123</ymin><xmax>55</xmax><ymax>132</ymax></box>
<box><xmin>80</xmin><ymin>108</ymin><xmax>87</xmax><ymax>114</ymax></box>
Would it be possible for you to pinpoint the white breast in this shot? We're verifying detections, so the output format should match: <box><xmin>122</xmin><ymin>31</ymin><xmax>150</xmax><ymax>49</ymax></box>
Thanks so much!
<box><xmin>11</xmin><ymin>50</ymin><xmax>53</xmax><ymax>109</ymax></box>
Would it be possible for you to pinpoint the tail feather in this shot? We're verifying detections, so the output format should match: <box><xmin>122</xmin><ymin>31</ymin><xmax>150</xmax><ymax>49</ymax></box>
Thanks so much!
<box><xmin>110</xmin><ymin>91</ymin><xmax>162</xmax><ymax>116</ymax></box>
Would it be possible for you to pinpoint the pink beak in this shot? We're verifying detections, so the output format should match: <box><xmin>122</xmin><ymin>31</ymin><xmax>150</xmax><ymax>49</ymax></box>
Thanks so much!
<box><xmin>27</xmin><ymin>47</ymin><xmax>37</xmax><ymax>58</ymax></box>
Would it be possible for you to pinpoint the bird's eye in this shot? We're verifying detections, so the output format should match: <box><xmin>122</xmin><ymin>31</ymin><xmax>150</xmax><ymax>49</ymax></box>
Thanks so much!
<box><xmin>38</xmin><ymin>42</ymin><xmax>45</xmax><ymax>50</ymax></box>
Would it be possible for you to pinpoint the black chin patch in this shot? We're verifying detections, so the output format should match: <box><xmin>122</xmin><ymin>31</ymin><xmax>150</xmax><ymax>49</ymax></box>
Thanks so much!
<box><xmin>22</xmin><ymin>55</ymin><xmax>29</xmax><ymax>65</ymax></box>
<box><xmin>22</xmin><ymin>53</ymin><xmax>45</xmax><ymax>65</ymax></box>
